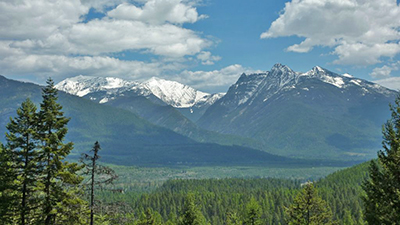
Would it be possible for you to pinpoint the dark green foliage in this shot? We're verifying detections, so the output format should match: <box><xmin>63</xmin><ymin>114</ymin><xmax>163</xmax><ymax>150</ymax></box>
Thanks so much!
<box><xmin>178</xmin><ymin>193</ymin><xmax>207</xmax><ymax>225</ymax></box>
<box><xmin>243</xmin><ymin>197</ymin><xmax>262</xmax><ymax>225</ymax></box>
<box><xmin>0</xmin><ymin>81</ymin><xmax>88</xmax><ymax>224</ymax></box>
<box><xmin>5</xmin><ymin>98</ymin><xmax>41</xmax><ymax>224</ymax></box>
<box><xmin>363</xmin><ymin>95</ymin><xmax>400</xmax><ymax>223</ymax></box>
<box><xmin>135</xmin><ymin>208</ymin><xmax>163</xmax><ymax>225</ymax></box>
<box><xmin>226</xmin><ymin>211</ymin><xmax>241</xmax><ymax>225</ymax></box>
<box><xmin>317</xmin><ymin>162</ymin><xmax>369</xmax><ymax>223</ymax></box>
<box><xmin>128</xmin><ymin>163</ymin><xmax>370</xmax><ymax>225</ymax></box>
<box><xmin>343</xmin><ymin>209</ymin><xmax>354</xmax><ymax>225</ymax></box>
<box><xmin>37</xmin><ymin>79</ymin><xmax>86</xmax><ymax>224</ymax></box>
<box><xmin>0</xmin><ymin>75</ymin><xmax>318</xmax><ymax>167</ymax></box>
<box><xmin>197</xmin><ymin>69</ymin><xmax>395</xmax><ymax>160</ymax></box>
<box><xmin>0</xmin><ymin>143</ymin><xmax>18</xmax><ymax>224</ymax></box>
<box><xmin>286</xmin><ymin>183</ymin><xmax>334</xmax><ymax>225</ymax></box>
<box><xmin>135</xmin><ymin>178</ymin><xmax>300</xmax><ymax>225</ymax></box>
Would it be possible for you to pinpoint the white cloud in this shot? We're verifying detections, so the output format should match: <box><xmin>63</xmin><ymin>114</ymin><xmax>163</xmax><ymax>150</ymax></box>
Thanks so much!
<box><xmin>66</xmin><ymin>19</ymin><xmax>209</xmax><ymax>57</ymax></box>
<box><xmin>176</xmin><ymin>64</ymin><xmax>259</xmax><ymax>91</ymax></box>
<box><xmin>0</xmin><ymin>0</ymin><xmax>88</xmax><ymax>40</ymax></box>
<box><xmin>261</xmin><ymin>0</ymin><xmax>400</xmax><ymax>66</ymax></box>
<box><xmin>375</xmin><ymin>77</ymin><xmax>400</xmax><ymax>91</ymax></box>
<box><xmin>0</xmin><ymin>0</ymin><xmax>214</xmax><ymax>83</ymax></box>
<box><xmin>370</xmin><ymin>63</ymin><xmax>400</xmax><ymax>78</ymax></box>
<box><xmin>108</xmin><ymin>0</ymin><xmax>204</xmax><ymax>24</ymax></box>
<box><xmin>196</xmin><ymin>51</ymin><xmax>221</xmax><ymax>65</ymax></box>
<box><xmin>0</xmin><ymin>42</ymin><xmax>175</xmax><ymax>82</ymax></box>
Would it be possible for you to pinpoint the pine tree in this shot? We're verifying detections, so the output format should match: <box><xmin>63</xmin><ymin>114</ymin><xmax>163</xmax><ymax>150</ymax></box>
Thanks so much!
<box><xmin>0</xmin><ymin>143</ymin><xmax>18</xmax><ymax>224</ymax></box>
<box><xmin>37</xmin><ymin>78</ymin><xmax>86</xmax><ymax>224</ymax></box>
<box><xmin>286</xmin><ymin>183</ymin><xmax>334</xmax><ymax>225</ymax></box>
<box><xmin>81</xmin><ymin>141</ymin><xmax>118</xmax><ymax>225</ymax></box>
<box><xmin>243</xmin><ymin>197</ymin><xmax>262</xmax><ymax>225</ymax></box>
<box><xmin>135</xmin><ymin>208</ymin><xmax>160</xmax><ymax>225</ymax></box>
<box><xmin>5</xmin><ymin>98</ymin><xmax>41</xmax><ymax>224</ymax></box>
<box><xmin>226</xmin><ymin>211</ymin><xmax>241</xmax><ymax>225</ymax></box>
<box><xmin>178</xmin><ymin>193</ymin><xmax>207</xmax><ymax>225</ymax></box>
<box><xmin>343</xmin><ymin>209</ymin><xmax>354</xmax><ymax>225</ymax></box>
<box><xmin>363</xmin><ymin>96</ymin><xmax>400</xmax><ymax>224</ymax></box>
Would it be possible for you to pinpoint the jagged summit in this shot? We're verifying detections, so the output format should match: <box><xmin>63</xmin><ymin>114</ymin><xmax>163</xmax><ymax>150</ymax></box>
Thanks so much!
<box><xmin>55</xmin><ymin>75</ymin><xmax>139</xmax><ymax>97</ymax></box>
<box><xmin>236</xmin><ymin>64</ymin><xmax>392</xmax><ymax>98</ymax></box>
<box><xmin>271</xmin><ymin>63</ymin><xmax>295</xmax><ymax>73</ymax></box>
<box><xmin>141</xmin><ymin>77</ymin><xmax>209</xmax><ymax>108</ymax></box>
<box><xmin>56</xmin><ymin>75</ymin><xmax>224</xmax><ymax>108</ymax></box>
<box><xmin>217</xmin><ymin>63</ymin><xmax>397</xmax><ymax>111</ymax></box>
<box><xmin>197</xmin><ymin>64</ymin><xmax>398</xmax><ymax>160</ymax></box>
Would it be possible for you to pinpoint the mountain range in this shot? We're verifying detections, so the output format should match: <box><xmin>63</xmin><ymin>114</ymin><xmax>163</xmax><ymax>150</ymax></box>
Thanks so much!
<box><xmin>55</xmin><ymin>64</ymin><xmax>397</xmax><ymax>161</ymax></box>
<box><xmin>0</xmin><ymin>63</ymin><xmax>394</xmax><ymax>165</ymax></box>
<box><xmin>0</xmin><ymin>75</ymin><xmax>300</xmax><ymax>167</ymax></box>
<box><xmin>198</xmin><ymin>64</ymin><xmax>396</xmax><ymax>159</ymax></box>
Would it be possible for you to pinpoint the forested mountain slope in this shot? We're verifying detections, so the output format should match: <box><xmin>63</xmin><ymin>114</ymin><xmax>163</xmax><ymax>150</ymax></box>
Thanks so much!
<box><xmin>0</xmin><ymin>75</ymin><xmax>302</xmax><ymax>166</ymax></box>
<box><xmin>198</xmin><ymin>64</ymin><xmax>396</xmax><ymax>160</ymax></box>
<box><xmin>130</xmin><ymin>161</ymin><xmax>370</xmax><ymax>224</ymax></box>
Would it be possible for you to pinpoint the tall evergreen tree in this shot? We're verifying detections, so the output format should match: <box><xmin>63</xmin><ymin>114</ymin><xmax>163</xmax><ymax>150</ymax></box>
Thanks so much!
<box><xmin>363</xmin><ymin>96</ymin><xmax>400</xmax><ymax>224</ymax></box>
<box><xmin>81</xmin><ymin>141</ymin><xmax>118</xmax><ymax>225</ymax></box>
<box><xmin>243</xmin><ymin>197</ymin><xmax>262</xmax><ymax>225</ymax></box>
<box><xmin>178</xmin><ymin>193</ymin><xmax>207</xmax><ymax>225</ymax></box>
<box><xmin>135</xmin><ymin>208</ymin><xmax>162</xmax><ymax>225</ymax></box>
<box><xmin>343</xmin><ymin>209</ymin><xmax>354</xmax><ymax>225</ymax></box>
<box><xmin>37</xmin><ymin>78</ymin><xmax>85</xmax><ymax>224</ymax></box>
<box><xmin>226</xmin><ymin>211</ymin><xmax>241</xmax><ymax>225</ymax></box>
<box><xmin>0</xmin><ymin>143</ymin><xmax>18</xmax><ymax>224</ymax></box>
<box><xmin>286</xmin><ymin>183</ymin><xmax>334</xmax><ymax>225</ymax></box>
<box><xmin>5</xmin><ymin>98</ymin><xmax>41</xmax><ymax>224</ymax></box>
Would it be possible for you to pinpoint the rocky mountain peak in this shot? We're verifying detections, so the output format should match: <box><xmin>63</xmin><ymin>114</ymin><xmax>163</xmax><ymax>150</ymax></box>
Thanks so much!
<box><xmin>219</xmin><ymin>64</ymin><xmax>397</xmax><ymax>109</ymax></box>
<box><xmin>56</xmin><ymin>75</ymin><xmax>224</xmax><ymax>109</ymax></box>
<box><xmin>271</xmin><ymin>63</ymin><xmax>295</xmax><ymax>74</ymax></box>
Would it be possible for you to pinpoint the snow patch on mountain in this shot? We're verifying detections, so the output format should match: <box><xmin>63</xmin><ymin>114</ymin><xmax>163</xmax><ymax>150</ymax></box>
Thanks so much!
<box><xmin>220</xmin><ymin>64</ymin><xmax>396</xmax><ymax>109</ymax></box>
<box><xmin>56</xmin><ymin>75</ymin><xmax>221</xmax><ymax>108</ymax></box>
<box><xmin>140</xmin><ymin>77</ymin><xmax>209</xmax><ymax>108</ymax></box>
<box><xmin>55</xmin><ymin>75</ymin><xmax>139</xmax><ymax>97</ymax></box>
<box><xmin>194</xmin><ymin>93</ymin><xmax>225</xmax><ymax>106</ymax></box>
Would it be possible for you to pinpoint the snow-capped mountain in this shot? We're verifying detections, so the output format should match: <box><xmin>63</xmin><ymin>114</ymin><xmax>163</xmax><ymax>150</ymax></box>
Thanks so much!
<box><xmin>141</xmin><ymin>77</ymin><xmax>210</xmax><ymax>108</ymax></box>
<box><xmin>55</xmin><ymin>76</ymin><xmax>223</xmax><ymax>108</ymax></box>
<box><xmin>216</xmin><ymin>63</ymin><xmax>393</xmax><ymax>111</ymax></box>
<box><xmin>198</xmin><ymin>63</ymin><xmax>397</xmax><ymax>160</ymax></box>
<box><xmin>55</xmin><ymin>75</ymin><xmax>141</xmax><ymax>97</ymax></box>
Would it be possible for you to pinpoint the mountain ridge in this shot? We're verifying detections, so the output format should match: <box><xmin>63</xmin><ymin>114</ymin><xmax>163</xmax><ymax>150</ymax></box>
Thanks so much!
<box><xmin>55</xmin><ymin>75</ymin><xmax>225</xmax><ymax>109</ymax></box>
<box><xmin>0</xmin><ymin>74</ymin><xmax>302</xmax><ymax>166</ymax></box>
<box><xmin>197</xmin><ymin>64</ymin><xmax>397</xmax><ymax>160</ymax></box>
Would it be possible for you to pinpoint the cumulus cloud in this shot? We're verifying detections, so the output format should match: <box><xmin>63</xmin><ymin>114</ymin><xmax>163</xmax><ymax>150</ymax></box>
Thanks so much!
<box><xmin>196</xmin><ymin>51</ymin><xmax>221</xmax><ymax>65</ymax></box>
<box><xmin>108</xmin><ymin>0</ymin><xmax>205</xmax><ymax>24</ymax></box>
<box><xmin>261</xmin><ymin>0</ymin><xmax>400</xmax><ymax>66</ymax></box>
<box><xmin>66</xmin><ymin>19</ymin><xmax>209</xmax><ymax>57</ymax></box>
<box><xmin>0</xmin><ymin>0</ymin><xmax>88</xmax><ymax>40</ymax></box>
<box><xmin>370</xmin><ymin>63</ymin><xmax>400</xmax><ymax>78</ymax></box>
<box><xmin>0</xmin><ymin>41</ymin><xmax>178</xmax><ymax>82</ymax></box>
<box><xmin>0</xmin><ymin>0</ymin><xmax>215</xmax><ymax>84</ymax></box>
<box><xmin>375</xmin><ymin>77</ymin><xmax>400</xmax><ymax>91</ymax></box>
<box><xmin>176</xmin><ymin>64</ymin><xmax>260</xmax><ymax>92</ymax></box>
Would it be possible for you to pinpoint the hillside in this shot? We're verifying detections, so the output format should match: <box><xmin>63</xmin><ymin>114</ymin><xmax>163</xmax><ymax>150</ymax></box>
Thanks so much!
<box><xmin>0</xmin><ymin>75</ymin><xmax>305</xmax><ymax>167</ymax></box>
<box><xmin>197</xmin><ymin>64</ymin><xmax>396</xmax><ymax>160</ymax></box>
<box><xmin>125</xmin><ymin>161</ymin><xmax>371</xmax><ymax>224</ymax></box>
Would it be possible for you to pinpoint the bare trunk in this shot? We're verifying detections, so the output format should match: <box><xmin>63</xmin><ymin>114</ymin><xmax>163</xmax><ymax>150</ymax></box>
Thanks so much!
<box><xmin>90</xmin><ymin>151</ymin><xmax>96</xmax><ymax>225</ymax></box>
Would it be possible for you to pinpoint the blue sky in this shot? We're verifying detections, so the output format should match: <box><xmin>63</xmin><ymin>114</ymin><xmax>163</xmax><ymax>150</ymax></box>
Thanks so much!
<box><xmin>1</xmin><ymin>0</ymin><xmax>400</xmax><ymax>93</ymax></box>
